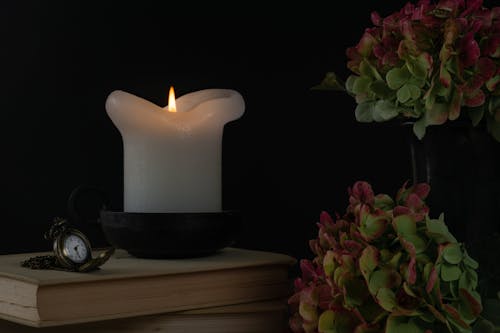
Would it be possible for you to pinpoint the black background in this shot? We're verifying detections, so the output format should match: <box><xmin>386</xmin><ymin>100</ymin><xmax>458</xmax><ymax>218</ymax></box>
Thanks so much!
<box><xmin>2</xmin><ymin>1</ymin><xmax>489</xmax><ymax>261</ymax></box>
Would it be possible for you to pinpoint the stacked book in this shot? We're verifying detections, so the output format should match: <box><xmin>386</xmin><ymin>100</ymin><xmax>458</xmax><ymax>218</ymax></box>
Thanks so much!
<box><xmin>0</xmin><ymin>247</ymin><xmax>296</xmax><ymax>332</ymax></box>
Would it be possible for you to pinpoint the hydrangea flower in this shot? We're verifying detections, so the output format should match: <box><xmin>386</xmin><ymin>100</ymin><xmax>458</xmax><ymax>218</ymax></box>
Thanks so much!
<box><xmin>288</xmin><ymin>181</ymin><xmax>483</xmax><ymax>333</ymax></box>
<box><xmin>317</xmin><ymin>0</ymin><xmax>500</xmax><ymax>141</ymax></box>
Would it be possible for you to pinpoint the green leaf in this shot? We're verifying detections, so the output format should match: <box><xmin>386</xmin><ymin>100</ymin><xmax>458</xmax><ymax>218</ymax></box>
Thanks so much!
<box><xmin>369</xmin><ymin>80</ymin><xmax>394</xmax><ymax>99</ymax></box>
<box><xmin>448</xmin><ymin>316</ymin><xmax>473</xmax><ymax>333</ymax></box>
<box><xmin>360</xmin><ymin>246</ymin><xmax>379</xmax><ymax>282</ymax></box>
<box><xmin>443</xmin><ymin>243</ymin><xmax>463</xmax><ymax>264</ymax></box>
<box><xmin>396</xmin><ymin>83</ymin><xmax>421</xmax><ymax>103</ymax></box>
<box><xmin>334</xmin><ymin>313</ymin><xmax>358</xmax><ymax>333</ymax></box>
<box><xmin>441</xmin><ymin>263</ymin><xmax>462</xmax><ymax>281</ymax></box>
<box><xmin>355</xmin><ymin>102</ymin><xmax>375</xmax><ymax>122</ymax></box>
<box><xmin>450</xmin><ymin>279</ymin><xmax>459</xmax><ymax>298</ymax></box>
<box><xmin>408</xmin><ymin>84</ymin><xmax>421</xmax><ymax>100</ymax></box>
<box><xmin>413</xmin><ymin>117</ymin><xmax>427</xmax><ymax>140</ymax></box>
<box><xmin>387</xmin><ymin>251</ymin><xmax>402</xmax><ymax>269</ymax></box>
<box><xmin>427</xmin><ymin>303</ymin><xmax>449</xmax><ymax>323</ymax></box>
<box><xmin>334</xmin><ymin>266</ymin><xmax>343</xmax><ymax>287</ymax></box>
<box><xmin>404</xmin><ymin>234</ymin><xmax>427</xmax><ymax>254</ymax></box>
<box><xmin>386</xmin><ymin>315</ymin><xmax>405</xmax><ymax>333</ymax></box>
<box><xmin>403</xmin><ymin>281</ymin><xmax>418</xmax><ymax>297</ymax></box>
<box><xmin>355</xmin><ymin>92</ymin><xmax>376</xmax><ymax>104</ymax></box>
<box><xmin>374</xmin><ymin>194</ymin><xmax>395</xmax><ymax>210</ymax></box>
<box><xmin>463</xmin><ymin>251</ymin><xmax>479</xmax><ymax>269</ymax></box>
<box><xmin>346</xmin><ymin>75</ymin><xmax>358</xmax><ymax>94</ymax></box>
<box><xmin>423</xmin><ymin>262</ymin><xmax>433</xmax><ymax>281</ymax></box>
<box><xmin>373</xmin><ymin>100</ymin><xmax>400</xmax><ymax>122</ymax></box>
<box><xmin>468</xmin><ymin>105</ymin><xmax>485</xmax><ymax>127</ymax></box>
<box><xmin>486</xmin><ymin>75</ymin><xmax>500</xmax><ymax>92</ymax></box>
<box><xmin>435</xmin><ymin>80</ymin><xmax>451</xmax><ymax>97</ymax></box>
<box><xmin>360</xmin><ymin>60</ymin><xmax>383</xmax><ymax>81</ymax></box>
<box><xmin>485</xmin><ymin>75</ymin><xmax>500</xmax><ymax>92</ymax></box>
<box><xmin>412</xmin><ymin>101</ymin><xmax>425</xmax><ymax>117</ymax></box>
<box><xmin>359</xmin><ymin>210</ymin><xmax>388</xmax><ymax>241</ymax></box>
<box><xmin>376</xmin><ymin>287</ymin><xmax>397</xmax><ymax>311</ymax></box>
<box><xmin>393</xmin><ymin>215</ymin><xmax>417</xmax><ymax>236</ymax></box>
<box><xmin>407</xmin><ymin>53</ymin><xmax>432</xmax><ymax>80</ymax></box>
<box><xmin>459</xmin><ymin>289</ymin><xmax>482</xmax><ymax>318</ymax></box>
<box><xmin>426</xmin><ymin>103</ymin><xmax>449</xmax><ymax>125</ymax></box>
<box><xmin>358</xmin><ymin>298</ymin><xmax>387</xmax><ymax>323</ymax></box>
<box><xmin>352</xmin><ymin>76</ymin><xmax>373</xmax><ymax>95</ymax></box>
<box><xmin>408</xmin><ymin>76</ymin><xmax>426</xmax><ymax>88</ymax></box>
<box><xmin>472</xmin><ymin>318</ymin><xmax>496</xmax><ymax>333</ymax></box>
<box><xmin>312</xmin><ymin>72</ymin><xmax>346</xmax><ymax>91</ymax></box>
<box><xmin>397</xmin><ymin>84</ymin><xmax>412</xmax><ymax>103</ymax></box>
<box><xmin>487</xmin><ymin>115</ymin><xmax>500</xmax><ymax>142</ymax></box>
<box><xmin>344</xmin><ymin>278</ymin><xmax>368</xmax><ymax>308</ymax></box>
<box><xmin>416</xmin><ymin>252</ymin><xmax>431</xmax><ymax>264</ymax></box>
<box><xmin>489</xmin><ymin>96</ymin><xmax>500</xmax><ymax>115</ymax></box>
<box><xmin>482</xmin><ymin>298</ymin><xmax>500</xmax><ymax>326</ymax></box>
<box><xmin>299</xmin><ymin>301</ymin><xmax>318</xmax><ymax>322</ymax></box>
<box><xmin>386</xmin><ymin>316</ymin><xmax>428</xmax><ymax>333</ymax></box>
<box><xmin>368</xmin><ymin>269</ymin><xmax>401</xmax><ymax>295</ymax></box>
<box><xmin>459</xmin><ymin>269</ymin><xmax>478</xmax><ymax>291</ymax></box>
<box><xmin>464</xmin><ymin>268</ymin><xmax>478</xmax><ymax>289</ymax></box>
<box><xmin>386</xmin><ymin>66</ymin><xmax>411</xmax><ymax>90</ymax></box>
<box><xmin>397</xmin><ymin>322</ymin><xmax>426</xmax><ymax>333</ymax></box>
<box><xmin>318</xmin><ymin>310</ymin><xmax>335</xmax><ymax>333</ymax></box>
<box><xmin>323</xmin><ymin>251</ymin><xmax>336</xmax><ymax>277</ymax></box>
<box><xmin>424</xmin><ymin>88</ymin><xmax>436</xmax><ymax>111</ymax></box>
<box><xmin>425</xmin><ymin>215</ymin><xmax>458</xmax><ymax>244</ymax></box>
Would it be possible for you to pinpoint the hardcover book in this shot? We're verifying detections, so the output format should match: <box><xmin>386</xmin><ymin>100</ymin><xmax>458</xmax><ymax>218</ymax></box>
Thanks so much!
<box><xmin>0</xmin><ymin>247</ymin><xmax>295</xmax><ymax>328</ymax></box>
<box><xmin>0</xmin><ymin>299</ymin><xmax>289</xmax><ymax>333</ymax></box>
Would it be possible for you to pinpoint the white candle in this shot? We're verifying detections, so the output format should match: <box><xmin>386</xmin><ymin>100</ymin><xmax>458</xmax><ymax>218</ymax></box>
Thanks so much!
<box><xmin>105</xmin><ymin>88</ymin><xmax>245</xmax><ymax>213</ymax></box>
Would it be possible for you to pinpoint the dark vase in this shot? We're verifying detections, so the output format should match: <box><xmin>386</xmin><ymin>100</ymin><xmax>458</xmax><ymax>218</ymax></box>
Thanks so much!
<box><xmin>406</xmin><ymin>120</ymin><xmax>500</xmax><ymax>298</ymax></box>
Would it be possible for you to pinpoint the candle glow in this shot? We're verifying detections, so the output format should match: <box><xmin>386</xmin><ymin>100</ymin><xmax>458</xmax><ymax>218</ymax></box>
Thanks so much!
<box><xmin>167</xmin><ymin>86</ymin><xmax>177</xmax><ymax>113</ymax></box>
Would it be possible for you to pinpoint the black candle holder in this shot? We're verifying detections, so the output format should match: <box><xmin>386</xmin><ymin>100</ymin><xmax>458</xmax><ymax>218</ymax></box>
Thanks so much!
<box><xmin>99</xmin><ymin>210</ymin><xmax>242</xmax><ymax>258</ymax></box>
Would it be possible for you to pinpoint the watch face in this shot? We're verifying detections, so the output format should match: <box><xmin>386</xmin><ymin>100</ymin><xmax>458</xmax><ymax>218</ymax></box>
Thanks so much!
<box><xmin>63</xmin><ymin>234</ymin><xmax>90</xmax><ymax>264</ymax></box>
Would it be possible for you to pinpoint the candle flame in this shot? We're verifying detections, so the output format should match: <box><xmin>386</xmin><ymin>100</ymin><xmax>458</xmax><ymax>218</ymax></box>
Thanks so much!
<box><xmin>167</xmin><ymin>86</ymin><xmax>177</xmax><ymax>112</ymax></box>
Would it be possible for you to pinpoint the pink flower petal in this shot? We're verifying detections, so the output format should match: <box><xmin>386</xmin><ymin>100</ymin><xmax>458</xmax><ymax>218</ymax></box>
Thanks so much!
<box><xmin>406</xmin><ymin>193</ymin><xmax>424</xmax><ymax>210</ymax></box>
<box><xmin>401</xmin><ymin>238</ymin><xmax>417</xmax><ymax>284</ymax></box>
<box><xmin>373</xmin><ymin>44</ymin><xmax>385</xmax><ymax>59</ymax></box>
<box><xmin>299</xmin><ymin>286</ymin><xmax>318</xmax><ymax>306</ymax></box>
<box><xmin>478</xmin><ymin>57</ymin><xmax>496</xmax><ymax>81</ymax></box>
<box><xmin>403</xmin><ymin>2</ymin><xmax>415</xmax><ymax>15</ymax></box>
<box><xmin>413</xmin><ymin>183</ymin><xmax>430</xmax><ymax>198</ymax></box>
<box><xmin>320</xmin><ymin>211</ymin><xmax>334</xmax><ymax>226</ymax></box>
<box><xmin>464</xmin><ymin>89</ymin><xmax>486</xmax><ymax>107</ymax></box>
<box><xmin>459</xmin><ymin>32</ymin><xmax>480</xmax><ymax>68</ymax></box>
<box><xmin>484</xmin><ymin>34</ymin><xmax>500</xmax><ymax>57</ymax></box>
<box><xmin>486</xmin><ymin>74</ymin><xmax>500</xmax><ymax>91</ymax></box>
<box><xmin>294</xmin><ymin>278</ymin><xmax>306</xmax><ymax>292</ymax></box>
<box><xmin>349</xmin><ymin>181</ymin><xmax>375</xmax><ymax>206</ymax></box>
<box><xmin>493</xmin><ymin>7</ymin><xmax>500</xmax><ymax>20</ymax></box>
<box><xmin>371</xmin><ymin>11</ymin><xmax>382</xmax><ymax>26</ymax></box>
<box><xmin>394</xmin><ymin>206</ymin><xmax>411</xmax><ymax>217</ymax></box>
<box><xmin>317</xmin><ymin>284</ymin><xmax>333</xmax><ymax>310</ymax></box>
<box><xmin>426</xmin><ymin>266</ymin><xmax>438</xmax><ymax>292</ymax></box>
<box><xmin>440</xmin><ymin>64</ymin><xmax>452</xmax><ymax>88</ymax></box>
<box><xmin>460</xmin><ymin>289</ymin><xmax>483</xmax><ymax>316</ymax></box>
<box><xmin>356</xmin><ymin>31</ymin><xmax>377</xmax><ymax>57</ymax></box>
<box><xmin>437</xmin><ymin>0</ymin><xmax>465</xmax><ymax>16</ymax></box>
<box><xmin>300</xmin><ymin>259</ymin><xmax>317</xmax><ymax>282</ymax></box>
<box><xmin>460</xmin><ymin>0</ymin><xmax>483</xmax><ymax>17</ymax></box>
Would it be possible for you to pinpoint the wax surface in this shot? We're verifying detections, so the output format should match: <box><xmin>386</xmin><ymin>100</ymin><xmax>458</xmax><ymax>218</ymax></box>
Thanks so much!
<box><xmin>106</xmin><ymin>89</ymin><xmax>245</xmax><ymax>213</ymax></box>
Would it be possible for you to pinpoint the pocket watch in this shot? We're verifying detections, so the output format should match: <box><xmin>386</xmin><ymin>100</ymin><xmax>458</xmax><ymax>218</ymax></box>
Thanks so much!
<box><xmin>40</xmin><ymin>218</ymin><xmax>114</xmax><ymax>272</ymax></box>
